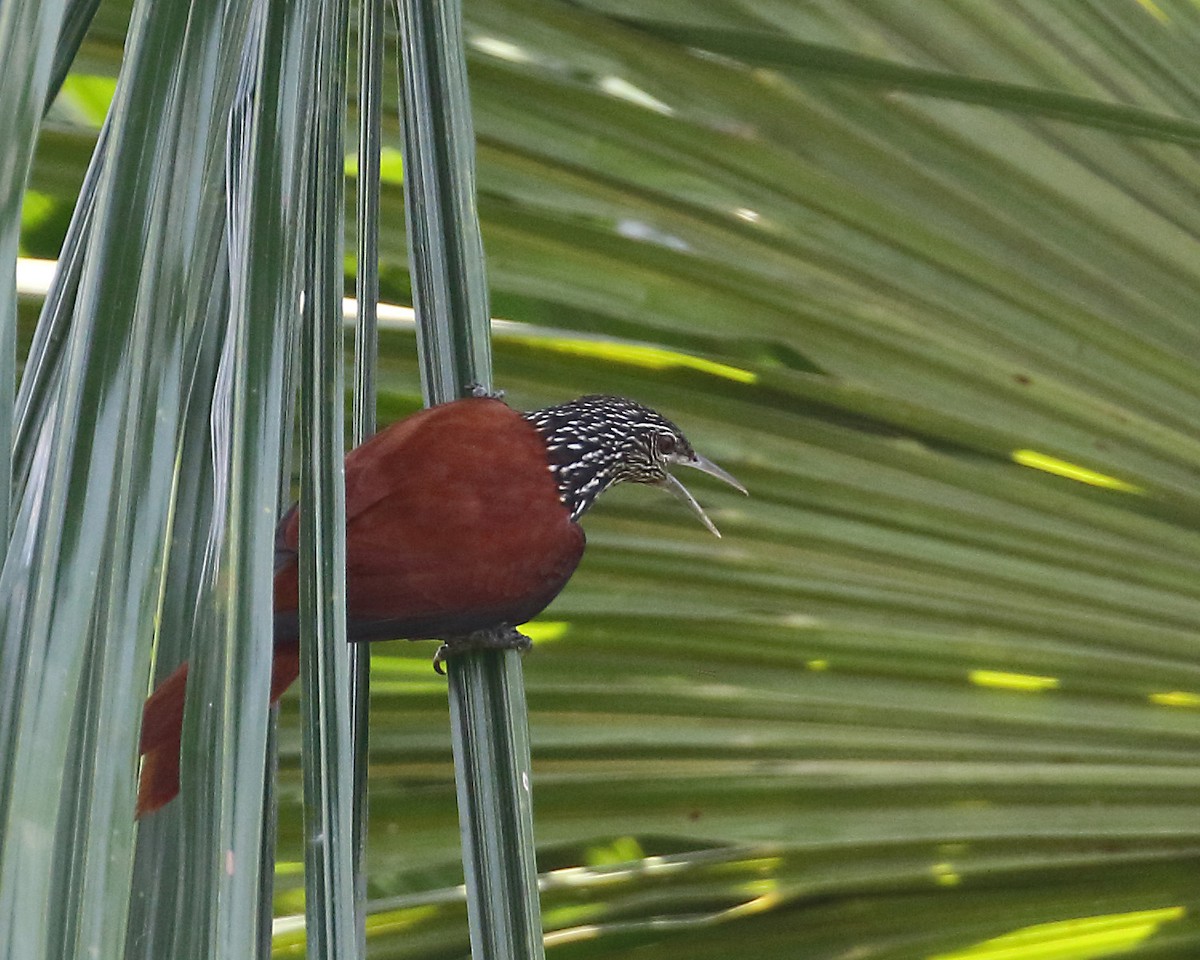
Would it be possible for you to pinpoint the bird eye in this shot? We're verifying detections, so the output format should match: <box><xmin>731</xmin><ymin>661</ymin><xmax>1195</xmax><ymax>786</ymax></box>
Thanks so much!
<box><xmin>655</xmin><ymin>433</ymin><xmax>677</xmax><ymax>456</ymax></box>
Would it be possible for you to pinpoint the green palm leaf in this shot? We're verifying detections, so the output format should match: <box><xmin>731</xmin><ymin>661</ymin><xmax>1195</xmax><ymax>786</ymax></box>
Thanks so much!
<box><xmin>9</xmin><ymin>0</ymin><xmax>1200</xmax><ymax>958</ymax></box>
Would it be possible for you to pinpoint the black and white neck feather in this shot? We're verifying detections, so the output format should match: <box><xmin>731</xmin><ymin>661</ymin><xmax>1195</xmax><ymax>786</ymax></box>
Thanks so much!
<box><xmin>522</xmin><ymin>395</ymin><xmax>746</xmax><ymax>535</ymax></box>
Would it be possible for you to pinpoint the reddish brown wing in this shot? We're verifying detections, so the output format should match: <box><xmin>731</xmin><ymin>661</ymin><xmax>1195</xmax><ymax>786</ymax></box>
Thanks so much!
<box><xmin>274</xmin><ymin>397</ymin><xmax>584</xmax><ymax>640</ymax></box>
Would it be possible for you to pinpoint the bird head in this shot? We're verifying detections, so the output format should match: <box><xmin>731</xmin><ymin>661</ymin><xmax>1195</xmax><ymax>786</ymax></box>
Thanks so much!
<box><xmin>523</xmin><ymin>395</ymin><xmax>747</xmax><ymax>536</ymax></box>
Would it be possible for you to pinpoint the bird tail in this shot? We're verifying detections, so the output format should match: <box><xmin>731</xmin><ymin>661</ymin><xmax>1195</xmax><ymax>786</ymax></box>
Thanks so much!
<box><xmin>136</xmin><ymin>643</ymin><xmax>301</xmax><ymax>818</ymax></box>
<box><xmin>136</xmin><ymin>660</ymin><xmax>189</xmax><ymax>817</ymax></box>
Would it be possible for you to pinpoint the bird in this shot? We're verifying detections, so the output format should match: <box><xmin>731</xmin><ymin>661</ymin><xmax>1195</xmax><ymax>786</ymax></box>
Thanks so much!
<box><xmin>136</xmin><ymin>394</ymin><xmax>745</xmax><ymax>816</ymax></box>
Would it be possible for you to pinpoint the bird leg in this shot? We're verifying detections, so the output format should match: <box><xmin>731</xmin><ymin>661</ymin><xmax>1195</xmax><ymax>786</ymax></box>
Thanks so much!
<box><xmin>433</xmin><ymin>625</ymin><xmax>532</xmax><ymax>674</ymax></box>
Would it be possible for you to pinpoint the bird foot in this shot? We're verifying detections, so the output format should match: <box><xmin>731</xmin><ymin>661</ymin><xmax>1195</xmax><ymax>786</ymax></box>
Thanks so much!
<box><xmin>466</xmin><ymin>382</ymin><xmax>505</xmax><ymax>400</ymax></box>
<box><xmin>432</xmin><ymin>625</ymin><xmax>531</xmax><ymax>674</ymax></box>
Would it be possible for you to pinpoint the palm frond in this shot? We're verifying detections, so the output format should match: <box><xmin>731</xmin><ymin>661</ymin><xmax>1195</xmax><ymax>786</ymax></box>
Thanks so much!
<box><xmin>10</xmin><ymin>1</ymin><xmax>1200</xmax><ymax>958</ymax></box>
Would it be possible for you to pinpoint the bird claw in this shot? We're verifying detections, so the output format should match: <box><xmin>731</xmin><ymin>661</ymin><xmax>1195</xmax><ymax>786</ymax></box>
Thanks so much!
<box><xmin>432</xmin><ymin>645</ymin><xmax>451</xmax><ymax>675</ymax></box>
<box><xmin>432</xmin><ymin>625</ymin><xmax>532</xmax><ymax>674</ymax></box>
<box><xmin>466</xmin><ymin>382</ymin><xmax>505</xmax><ymax>400</ymax></box>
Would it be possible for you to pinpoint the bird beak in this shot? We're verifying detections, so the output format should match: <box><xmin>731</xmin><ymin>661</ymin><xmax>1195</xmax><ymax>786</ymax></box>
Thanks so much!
<box><xmin>685</xmin><ymin>452</ymin><xmax>748</xmax><ymax>496</ymax></box>
<box><xmin>659</xmin><ymin>452</ymin><xmax>747</xmax><ymax>538</ymax></box>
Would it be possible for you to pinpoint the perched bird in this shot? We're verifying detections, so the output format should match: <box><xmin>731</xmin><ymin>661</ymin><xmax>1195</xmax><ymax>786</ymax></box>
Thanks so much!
<box><xmin>136</xmin><ymin>394</ymin><xmax>744</xmax><ymax>815</ymax></box>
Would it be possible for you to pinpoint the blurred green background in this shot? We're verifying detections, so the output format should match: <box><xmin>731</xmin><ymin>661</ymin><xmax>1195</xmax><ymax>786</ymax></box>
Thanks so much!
<box><xmin>15</xmin><ymin>0</ymin><xmax>1200</xmax><ymax>957</ymax></box>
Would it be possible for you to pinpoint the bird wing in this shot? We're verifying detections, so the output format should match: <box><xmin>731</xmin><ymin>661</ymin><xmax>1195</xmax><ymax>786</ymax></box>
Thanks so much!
<box><xmin>275</xmin><ymin>396</ymin><xmax>585</xmax><ymax>639</ymax></box>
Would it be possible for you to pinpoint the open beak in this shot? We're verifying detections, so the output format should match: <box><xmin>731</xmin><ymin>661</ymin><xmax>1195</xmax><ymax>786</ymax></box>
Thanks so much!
<box><xmin>659</xmin><ymin>452</ymin><xmax>747</xmax><ymax>538</ymax></box>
